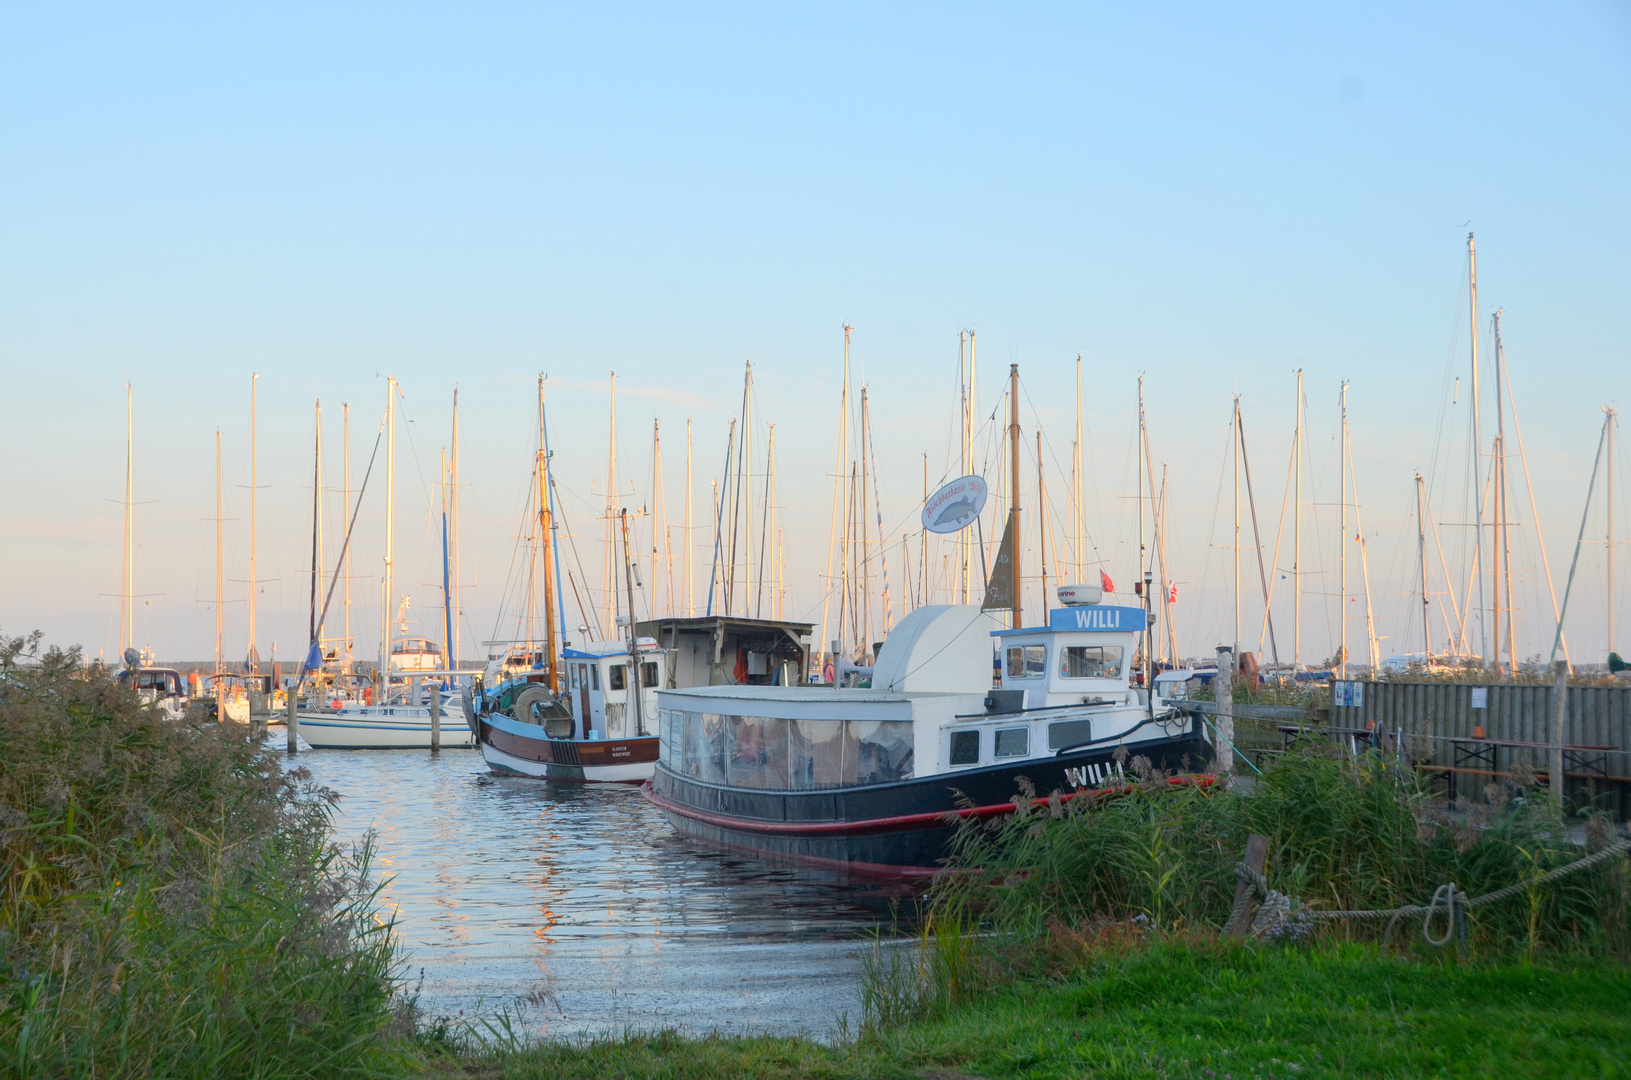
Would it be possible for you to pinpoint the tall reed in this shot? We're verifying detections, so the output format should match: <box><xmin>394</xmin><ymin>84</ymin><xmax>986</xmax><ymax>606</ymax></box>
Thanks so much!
<box><xmin>0</xmin><ymin>632</ymin><xmax>407</xmax><ymax>1078</ymax></box>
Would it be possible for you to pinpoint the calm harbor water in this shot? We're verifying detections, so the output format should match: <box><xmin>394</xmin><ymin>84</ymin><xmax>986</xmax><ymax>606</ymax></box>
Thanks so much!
<box><xmin>294</xmin><ymin>746</ymin><xmax>912</xmax><ymax>1040</ymax></box>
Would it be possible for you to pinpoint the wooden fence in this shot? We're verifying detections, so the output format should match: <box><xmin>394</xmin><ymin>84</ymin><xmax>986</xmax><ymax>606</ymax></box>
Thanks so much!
<box><xmin>1328</xmin><ymin>679</ymin><xmax>1631</xmax><ymax>816</ymax></box>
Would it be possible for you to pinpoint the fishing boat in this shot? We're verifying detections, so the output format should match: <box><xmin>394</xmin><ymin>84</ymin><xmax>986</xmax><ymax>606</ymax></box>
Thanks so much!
<box><xmin>644</xmin><ymin>592</ymin><xmax>1212</xmax><ymax>876</ymax></box>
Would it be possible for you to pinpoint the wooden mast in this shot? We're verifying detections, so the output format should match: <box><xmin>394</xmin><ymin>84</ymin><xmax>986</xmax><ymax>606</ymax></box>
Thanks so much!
<box><xmin>860</xmin><ymin>385</ymin><xmax>871</xmax><ymax>651</ymax></box>
<box><xmin>1008</xmin><ymin>363</ymin><xmax>1021</xmax><ymax>629</ymax></box>
<box><xmin>538</xmin><ymin>377</ymin><xmax>559</xmax><ymax>692</ymax></box>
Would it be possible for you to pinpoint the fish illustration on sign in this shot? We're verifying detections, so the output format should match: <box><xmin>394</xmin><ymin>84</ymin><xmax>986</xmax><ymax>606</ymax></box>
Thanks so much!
<box><xmin>922</xmin><ymin>475</ymin><xmax>988</xmax><ymax>535</ymax></box>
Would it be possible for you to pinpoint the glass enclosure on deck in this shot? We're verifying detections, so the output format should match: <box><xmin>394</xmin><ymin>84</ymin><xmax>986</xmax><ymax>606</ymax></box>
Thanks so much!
<box><xmin>660</xmin><ymin>709</ymin><xmax>914</xmax><ymax>790</ymax></box>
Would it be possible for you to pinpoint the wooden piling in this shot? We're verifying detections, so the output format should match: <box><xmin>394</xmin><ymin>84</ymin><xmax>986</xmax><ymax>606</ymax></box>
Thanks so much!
<box><xmin>430</xmin><ymin>683</ymin><xmax>441</xmax><ymax>752</ymax></box>
<box><xmin>1225</xmin><ymin>833</ymin><xmax>1269</xmax><ymax>938</ymax></box>
<box><xmin>286</xmin><ymin>686</ymin><xmax>298</xmax><ymax>753</ymax></box>
<box><xmin>1215</xmin><ymin>645</ymin><xmax>1234</xmax><ymax>776</ymax></box>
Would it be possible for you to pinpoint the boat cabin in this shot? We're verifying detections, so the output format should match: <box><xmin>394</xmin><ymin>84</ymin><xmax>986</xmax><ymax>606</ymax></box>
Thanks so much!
<box><xmin>390</xmin><ymin>637</ymin><xmax>444</xmax><ymax>671</ymax></box>
<box><xmin>562</xmin><ymin>638</ymin><xmax>665</xmax><ymax>740</ymax></box>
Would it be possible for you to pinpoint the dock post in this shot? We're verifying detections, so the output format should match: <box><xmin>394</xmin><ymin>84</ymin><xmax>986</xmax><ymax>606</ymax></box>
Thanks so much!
<box><xmin>1550</xmin><ymin>660</ymin><xmax>1567</xmax><ymax>802</ymax></box>
<box><xmin>430</xmin><ymin>683</ymin><xmax>441</xmax><ymax>752</ymax></box>
<box><xmin>1215</xmin><ymin>645</ymin><xmax>1235</xmax><ymax>777</ymax></box>
<box><xmin>1225</xmin><ymin>833</ymin><xmax>1270</xmax><ymax>938</ymax></box>
<box><xmin>286</xmin><ymin>686</ymin><xmax>299</xmax><ymax>753</ymax></box>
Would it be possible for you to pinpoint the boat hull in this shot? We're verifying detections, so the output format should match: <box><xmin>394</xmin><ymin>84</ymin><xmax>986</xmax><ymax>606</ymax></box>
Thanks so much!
<box><xmin>295</xmin><ymin>707</ymin><xmax>476</xmax><ymax>749</ymax></box>
<box><xmin>477</xmin><ymin>713</ymin><xmax>658</xmax><ymax>783</ymax></box>
<box><xmin>645</xmin><ymin>727</ymin><xmax>1212</xmax><ymax>877</ymax></box>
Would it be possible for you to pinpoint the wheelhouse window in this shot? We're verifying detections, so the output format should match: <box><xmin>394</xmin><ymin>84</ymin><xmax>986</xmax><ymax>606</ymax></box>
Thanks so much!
<box><xmin>1005</xmin><ymin>645</ymin><xmax>1047</xmax><ymax>679</ymax></box>
<box><xmin>591</xmin><ymin>664</ymin><xmax>600</xmax><ymax>690</ymax></box>
<box><xmin>994</xmin><ymin>727</ymin><xmax>1030</xmax><ymax>758</ymax></box>
<box><xmin>948</xmin><ymin>729</ymin><xmax>980</xmax><ymax>767</ymax></box>
<box><xmin>1060</xmin><ymin>645</ymin><xmax>1124</xmax><ymax>679</ymax></box>
<box><xmin>641</xmin><ymin>661</ymin><xmax>659</xmax><ymax>688</ymax></box>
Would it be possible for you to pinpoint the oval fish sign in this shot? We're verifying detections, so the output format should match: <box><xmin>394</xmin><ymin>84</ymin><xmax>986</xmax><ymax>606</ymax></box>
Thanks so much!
<box><xmin>922</xmin><ymin>475</ymin><xmax>988</xmax><ymax>534</ymax></box>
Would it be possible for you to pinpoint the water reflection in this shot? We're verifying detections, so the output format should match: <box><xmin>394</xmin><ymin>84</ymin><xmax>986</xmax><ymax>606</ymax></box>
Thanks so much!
<box><xmin>296</xmin><ymin>747</ymin><xmax>915</xmax><ymax>1039</ymax></box>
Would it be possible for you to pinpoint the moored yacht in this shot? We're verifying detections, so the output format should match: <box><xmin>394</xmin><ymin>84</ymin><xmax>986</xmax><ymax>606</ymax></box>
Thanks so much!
<box><xmin>644</xmin><ymin>592</ymin><xmax>1213</xmax><ymax>877</ymax></box>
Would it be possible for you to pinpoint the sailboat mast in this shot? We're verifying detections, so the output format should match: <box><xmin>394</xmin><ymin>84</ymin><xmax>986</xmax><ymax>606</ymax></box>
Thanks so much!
<box><xmin>1468</xmin><ymin>233</ymin><xmax>1488</xmax><ymax>668</ymax></box>
<box><xmin>1008</xmin><ymin>363</ymin><xmax>1021</xmax><ymax>629</ymax></box>
<box><xmin>380</xmin><ymin>376</ymin><xmax>395</xmax><ymax>696</ymax></box>
<box><xmin>1416</xmin><ymin>472</ymin><xmax>1431</xmax><ymax>656</ymax></box>
<box><xmin>215</xmin><ymin>430</ymin><xmax>223</xmax><ymax>674</ymax></box>
<box><xmin>652</xmin><ymin>419</ymin><xmax>666</xmax><ymax>617</ymax></box>
<box><xmin>310</xmin><ymin>399</ymin><xmax>322</xmax><ymax>648</ymax></box>
<box><xmin>1137</xmin><ymin>376</ymin><xmax>1149</xmax><ymax>685</ymax></box>
<box><xmin>1075</xmin><ymin>353</ymin><xmax>1084</xmax><ymax>585</ymax></box>
<box><xmin>249</xmin><ymin>372</ymin><xmax>258</xmax><ymax>672</ymax></box>
<box><xmin>1493</xmin><ymin>311</ymin><xmax>1514</xmax><ymax>670</ymax></box>
<box><xmin>619</xmin><ymin>508</ymin><xmax>645</xmax><ymax>733</ymax></box>
<box><xmin>1610</xmin><ymin>406</ymin><xmax>1618</xmax><ymax>659</ymax></box>
<box><xmin>605</xmin><ymin>372</ymin><xmax>618</xmax><ymax>637</ymax></box>
<box><xmin>763</xmin><ymin>424</ymin><xmax>776</xmax><ymax>620</ymax></box>
<box><xmin>123</xmin><ymin>382</ymin><xmax>133</xmax><ymax>657</ymax></box>
<box><xmin>1037</xmin><ymin>431</ymin><xmax>1048</xmax><ymax>613</ymax></box>
<box><xmin>451</xmin><ymin>389</ymin><xmax>460</xmax><ymax>668</ymax></box>
<box><xmin>861</xmin><ymin>385</ymin><xmax>871</xmax><ymax>651</ymax></box>
<box><xmin>743</xmin><ymin>362</ymin><xmax>754</xmax><ymax>620</ymax></box>
<box><xmin>343</xmin><ymin>403</ymin><xmax>351</xmax><ymax>668</ymax></box>
<box><xmin>441</xmin><ymin>446</ymin><xmax>452</xmax><ymax>667</ymax></box>
<box><xmin>1339</xmin><ymin>382</ymin><xmax>1347</xmax><ymax>678</ymax></box>
<box><xmin>539</xmin><ymin>378</ymin><xmax>559</xmax><ymax>692</ymax></box>
<box><xmin>819</xmin><ymin>327</ymin><xmax>852</xmax><ymax>663</ymax></box>
<box><xmin>685</xmin><ymin>418</ymin><xmax>694</xmax><ymax>617</ymax></box>
<box><xmin>1233</xmin><ymin>396</ymin><xmax>1241</xmax><ymax>657</ymax></box>
<box><xmin>959</xmin><ymin>330</ymin><xmax>969</xmax><ymax>603</ymax></box>
<box><xmin>1294</xmin><ymin>367</ymin><xmax>1303</xmax><ymax>670</ymax></box>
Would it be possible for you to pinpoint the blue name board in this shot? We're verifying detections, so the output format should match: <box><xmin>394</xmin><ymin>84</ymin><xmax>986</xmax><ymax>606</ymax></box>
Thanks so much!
<box><xmin>1047</xmin><ymin>605</ymin><xmax>1145</xmax><ymax>632</ymax></box>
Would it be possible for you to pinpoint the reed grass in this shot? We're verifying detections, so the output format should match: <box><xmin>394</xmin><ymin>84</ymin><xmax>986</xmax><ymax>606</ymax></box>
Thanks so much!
<box><xmin>0</xmin><ymin>631</ymin><xmax>407</xmax><ymax>1078</ymax></box>
<box><xmin>865</xmin><ymin>743</ymin><xmax>1630</xmax><ymax>1029</ymax></box>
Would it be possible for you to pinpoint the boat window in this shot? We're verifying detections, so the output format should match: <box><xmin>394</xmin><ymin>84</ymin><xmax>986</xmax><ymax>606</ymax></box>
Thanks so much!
<box><xmin>608</xmin><ymin>664</ymin><xmax>627</xmax><ymax>691</ymax></box>
<box><xmin>578</xmin><ymin>664</ymin><xmax>589</xmax><ymax>691</ymax></box>
<box><xmin>681</xmin><ymin>711</ymin><xmax>727</xmax><ymax>783</ymax></box>
<box><xmin>949</xmin><ymin>729</ymin><xmax>980</xmax><ymax>767</ymax></box>
<box><xmin>727</xmin><ymin>715</ymin><xmax>790</xmax><ymax>789</ymax></box>
<box><xmin>1060</xmin><ymin>645</ymin><xmax>1124</xmax><ymax>679</ymax></box>
<box><xmin>641</xmin><ymin>661</ymin><xmax>659</xmax><ymax>688</ymax></box>
<box><xmin>994</xmin><ymin>726</ymin><xmax>1030</xmax><ymax>758</ymax></box>
<box><xmin>1048</xmin><ymin>719</ymin><xmax>1092</xmax><ymax>751</ymax></box>
<box><xmin>788</xmin><ymin>718</ymin><xmax>845</xmax><ymax>790</ymax></box>
<box><xmin>659</xmin><ymin>709</ymin><xmax>680</xmax><ymax>767</ymax></box>
<box><xmin>676</xmin><ymin>711</ymin><xmax>912</xmax><ymax>790</ymax></box>
<box><xmin>1005</xmin><ymin>645</ymin><xmax>1047</xmax><ymax>679</ymax></box>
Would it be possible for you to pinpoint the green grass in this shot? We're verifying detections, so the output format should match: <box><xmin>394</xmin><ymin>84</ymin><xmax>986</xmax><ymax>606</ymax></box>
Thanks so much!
<box><xmin>421</xmin><ymin>944</ymin><xmax>1631</xmax><ymax>1078</ymax></box>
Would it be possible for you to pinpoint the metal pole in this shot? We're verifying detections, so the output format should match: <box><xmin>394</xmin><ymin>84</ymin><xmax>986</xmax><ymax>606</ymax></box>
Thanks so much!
<box><xmin>1416</xmin><ymin>473</ymin><xmax>1431</xmax><ymax>656</ymax></box>
<box><xmin>1009</xmin><ymin>364</ymin><xmax>1022</xmax><ymax>629</ymax></box>
<box><xmin>1550</xmin><ymin>659</ymin><xmax>1567</xmax><ymax>801</ymax></box>
<box><xmin>1215</xmin><ymin>645</ymin><xmax>1234</xmax><ymax>776</ymax></box>
<box><xmin>1339</xmin><ymin>382</ymin><xmax>1347</xmax><ymax>677</ymax></box>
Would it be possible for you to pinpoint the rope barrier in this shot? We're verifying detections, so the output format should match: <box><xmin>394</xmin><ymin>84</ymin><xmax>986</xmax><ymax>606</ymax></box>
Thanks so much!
<box><xmin>1233</xmin><ymin>834</ymin><xmax>1631</xmax><ymax>945</ymax></box>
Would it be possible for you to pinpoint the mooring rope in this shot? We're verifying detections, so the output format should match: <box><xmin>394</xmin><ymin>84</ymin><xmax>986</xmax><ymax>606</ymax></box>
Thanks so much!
<box><xmin>1233</xmin><ymin>834</ymin><xmax>1631</xmax><ymax>945</ymax></box>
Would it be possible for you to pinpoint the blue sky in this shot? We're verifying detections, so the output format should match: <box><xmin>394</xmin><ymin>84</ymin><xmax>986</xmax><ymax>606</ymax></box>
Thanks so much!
<box><xmin>2</xmin><ymin>3</ymin><xmax>1628</xmax><ymax>667</ymax></box>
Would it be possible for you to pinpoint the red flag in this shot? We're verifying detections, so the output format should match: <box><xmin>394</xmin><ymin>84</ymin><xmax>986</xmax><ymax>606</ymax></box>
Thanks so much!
<box><xmin>1100</xmin><ymin>570</ymin><xmax>1115</xmax><ymax>593</ymax></box>
<box><xmin>1168</xmin><ymin>582</ymin><xmax>1179</xmax><ymax>603</ymax></box>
